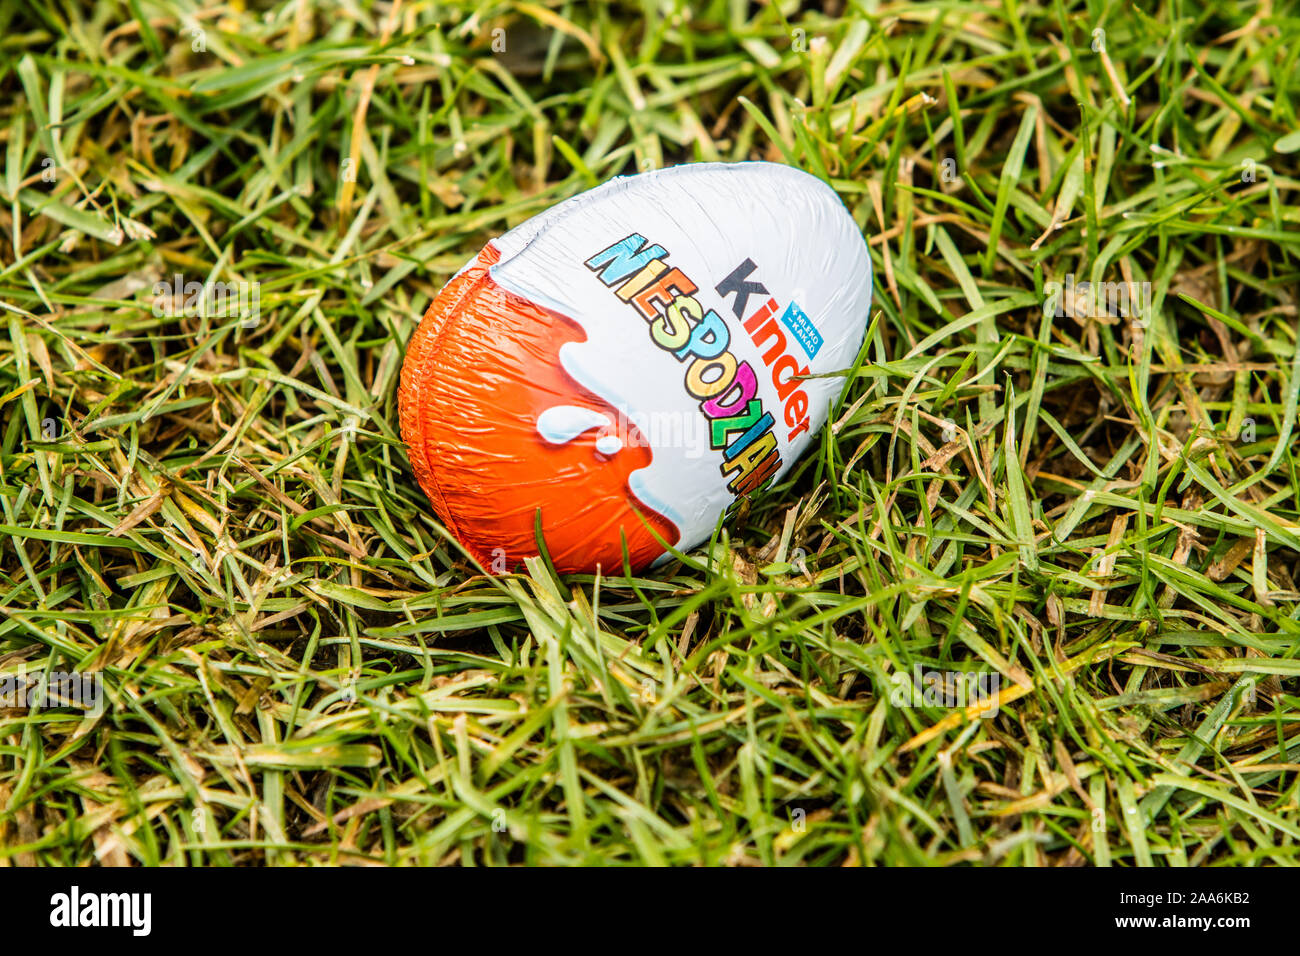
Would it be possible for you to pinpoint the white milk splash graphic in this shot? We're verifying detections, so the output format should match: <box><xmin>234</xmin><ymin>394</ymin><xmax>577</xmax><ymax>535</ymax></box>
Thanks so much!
<box><xmin>536</xmin><ymin>405</ymin><xmax>624</xmax><ymax>456</ymax></box>
<box><xmin>486</xmin><ymin>163</ymin><xmax>873</xmax><ymax>555</ymax></box>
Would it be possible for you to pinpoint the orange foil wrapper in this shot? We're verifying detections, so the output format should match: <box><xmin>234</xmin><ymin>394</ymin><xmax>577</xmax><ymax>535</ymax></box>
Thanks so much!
<box><xmin>398</xmin><ymin>162</ymin><xmax>873</xmax><ymax>574</ymax></box>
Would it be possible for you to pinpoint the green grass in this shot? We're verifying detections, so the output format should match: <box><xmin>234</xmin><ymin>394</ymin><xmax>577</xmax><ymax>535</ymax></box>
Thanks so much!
<box><xmin>1</xmin><ymin>0</ymin><xmax>1299</xmax><ymax>866</ymax></box>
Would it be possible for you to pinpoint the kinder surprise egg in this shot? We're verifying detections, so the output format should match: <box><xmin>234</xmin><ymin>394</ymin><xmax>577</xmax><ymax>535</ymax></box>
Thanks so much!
<box><xmin>398</xmin><ymin>162</ymin><xmax>872</xmax><ymax>574</ymax></box>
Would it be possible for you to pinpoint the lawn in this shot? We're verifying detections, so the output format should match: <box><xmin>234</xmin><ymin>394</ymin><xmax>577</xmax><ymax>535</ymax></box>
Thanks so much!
<box><xmin>1</xmin><ymin>0</ymin><xmax>1299</xmax><ymax>866</ymax></box>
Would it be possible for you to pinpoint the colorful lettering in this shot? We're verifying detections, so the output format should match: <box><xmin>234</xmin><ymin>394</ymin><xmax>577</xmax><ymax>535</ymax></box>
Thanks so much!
<box><xmin>586</xmin><ymin>237</ymin><xmax>825</xmax><ymax>500</ymax></box>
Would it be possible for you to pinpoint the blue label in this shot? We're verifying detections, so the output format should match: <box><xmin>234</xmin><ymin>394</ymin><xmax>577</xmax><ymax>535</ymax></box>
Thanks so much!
<box><xmin>779</xmin><ymin>302</ymin><xmax>823</xmax><ymax>359</ymax></box>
